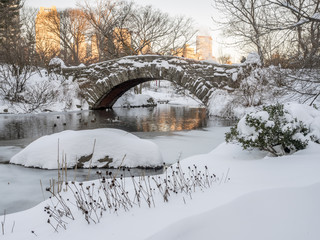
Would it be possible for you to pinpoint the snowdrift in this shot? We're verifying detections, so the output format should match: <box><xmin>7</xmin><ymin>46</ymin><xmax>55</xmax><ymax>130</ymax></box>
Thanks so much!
<box><xmin>10</xmin><ymin>128</ymin><xmax>163</xmax><ymax>169</ymax></box>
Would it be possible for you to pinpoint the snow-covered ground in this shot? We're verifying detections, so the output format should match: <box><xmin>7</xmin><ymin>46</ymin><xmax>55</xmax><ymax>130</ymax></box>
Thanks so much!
<box><xmin>1</xmin><ymin>139</ymin><xmax>320</xmax><ymax>240</ymax></box>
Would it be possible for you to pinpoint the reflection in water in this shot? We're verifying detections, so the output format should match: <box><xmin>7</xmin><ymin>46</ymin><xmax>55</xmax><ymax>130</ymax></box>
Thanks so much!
<box><xmin>128</xmin><ymin>106</ymin><xmax>207</xmax><ymax>132</ymax></box>
<box><xmin>0</xmin><ymin>105</ymin><xmax>207</xmax><ymax>144</ymax></box>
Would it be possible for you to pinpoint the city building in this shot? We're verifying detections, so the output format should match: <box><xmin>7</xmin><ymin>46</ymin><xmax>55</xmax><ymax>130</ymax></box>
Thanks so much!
<box><xmin>170</xmin><ymin>36</ymin><xmax>216</xmax><ymax>61</ymax></box>
<box><xmin>87</xmin><ymin>34</ymin><xmax>99</xmax><ymax>62</ymax></box>
<box><xmin>67</xmin><ymin>8</ymin><xmax>88</xmax><ymax>63</ymax></box>
<box><xmin>35</xmin><ymin>6</ymin><xmax>60</xmax><ymax>58</ymax></box>
<box><xmin>34</xmin><ymin>5</ymin><xmax>216</xmax><ymax>64</ymax></box>
<box><xmin>196</xmin><ymin>36</ymin><xmax>214</xmax><ymax>61</ymax></box>
<box><xmin>173</xmin><ymin>44</ymin><xmax>197</xmax><ymax>59</ymax></box>
<box><xmin>139</xmin><ymin>40</ymin><xmax>152</xmax><ymax>55</ymax></box>
<box><xmin>36</xmin><ymin>7</ymin><xmax>96</xmax><ymax>63</ymax></box>
<box><xmin>113</xmin><ymin>28</ymin><xmax>132</xmax><ymax>55</ymax></box>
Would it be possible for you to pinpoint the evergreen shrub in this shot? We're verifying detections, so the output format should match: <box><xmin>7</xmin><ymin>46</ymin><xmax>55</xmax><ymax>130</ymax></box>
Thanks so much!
<box><xmin>225</xmin><ymin>104</ymin><xmax>310</xmax><ymax>156</ymax></box>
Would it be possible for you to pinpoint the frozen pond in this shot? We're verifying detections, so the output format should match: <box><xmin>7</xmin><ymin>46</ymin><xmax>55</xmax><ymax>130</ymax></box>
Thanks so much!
<box><xmin>0</xmin><ymin>105</ymin><xmax>232</xmax><ymax>214</ymax></box>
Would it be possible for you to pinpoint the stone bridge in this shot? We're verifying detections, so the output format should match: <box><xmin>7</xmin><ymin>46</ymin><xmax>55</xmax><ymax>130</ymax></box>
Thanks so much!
<box><xmin>53</xmin><ymin>55</ymin><xmax>244</xmax><ymax>109</ymax></box>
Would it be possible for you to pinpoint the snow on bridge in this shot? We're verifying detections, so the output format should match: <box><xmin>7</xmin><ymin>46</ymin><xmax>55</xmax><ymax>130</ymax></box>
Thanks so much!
<box><xmin>50</xmin><ymin>55</ymin><xmax>244</xmax><ymax>109</ymax></box>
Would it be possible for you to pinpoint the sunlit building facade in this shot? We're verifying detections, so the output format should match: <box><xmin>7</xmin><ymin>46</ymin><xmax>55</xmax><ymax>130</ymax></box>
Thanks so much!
<box><xmin>113</xmin><ymin>28</ymin><xmax>132</xmax><ymax>55</ymax></box>
<box><xmin>173</xmin><ymin>44</ymin><xmax>197</xmax><ymax>59</ymax></box>
<box><xmin>35</xmin><ymin>6</ymin><xmax>60</xmax><ymax>57</ymax></box>
<box><xmin>171</xmin><ymin>36</ymin><xmax>215</xmax><ymax>61</ymax></box>
<box><xmin>68</xmin><ymin>8</ymin><xmax>88</xmax><ymax>63</ymax></box>
<box><xmin>139</xmin><ymin>40</ymin><xmax>152</xmax><ymax>55</ymax></box>
<box><xmin>87</xmin><ymin>34</ymin><xmax>100</xmax><ymax>62</ymax></box>
<box><xmin>196</xmin><ymin>36</ymin><xmax>214</xmax><ymax>61</ymax></box>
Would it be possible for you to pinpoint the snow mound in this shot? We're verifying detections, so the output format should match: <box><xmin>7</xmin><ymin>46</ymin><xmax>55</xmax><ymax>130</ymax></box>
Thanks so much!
<box><xmin>147</xmin><ymin>183</ymin><xmax>320</xmax><ymax>240</ymax></box>
<box><xmin>10</xmin><ymin>128</ymin><xmax>163</xmax><ymax>169</ymax></box>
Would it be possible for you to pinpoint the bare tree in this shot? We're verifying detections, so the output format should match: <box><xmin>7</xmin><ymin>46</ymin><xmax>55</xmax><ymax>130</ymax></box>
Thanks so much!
<box><xmin>214</xmin><ymin>0</ymin><xmax>320</xmax><ymax>67</ymax></box>
<box><xmin>212</xmin><ymin>0</ymin><xmax>320</xmax><ymax>105</ymax></box>
<box><xmin>65</xmin><ymin>9</ymin><xmax>91</xmax><ymax>64</ymax></box>
<box><xmin>217</xmin><ymin>52</ymin><xmax>232</xmax><ymax>64</ymax></box>
<box><xmin>80</xmin><ymin>0</ymin><xmax>134</xmax><ymax>60</ymax></box>
<box><xmin>20</xmin><ymin>80</ymin><xmax>58</xmax><ymax>113</ymax></box>
<box><xmin>266</xmin><ymin>0</ymin><xmax>320</xmax><ymax>67</ymax></box>
<box><xmin>268</xmin><ymin>0</ymin><xmax>320</xmax><ymax>24</ymax></box>
<box><xmin>40</xmin><ymin>8</ymin><xmax>90</xmax><ymax>66</ymax></box>
<box><xmin>127</xmin><ymin>5</ymin><xmax>196</xmax><ymax>55</ymax></box>
<box><xmin>80</xmin><ymin>0</ymin><xmax>197</xmax><ymax>60</ymax></box>
<box><xmin>0</xmin><ymin>0</ymin><xmax>39</xmax><ymax>102</ymax></box>
<box><xmin>212</xmin><ymin>0</ymin><xmax>271</xmax><ymax>65</ymax></box>
<box><xmin>20</xmin><ymin>6</ymin><xmax>51</xmax><ymax>69</ymax></box>
<box><xmin>263</xmin><ymin>0</ymin><xmax>320</xmax><ymax>104</ymax></box>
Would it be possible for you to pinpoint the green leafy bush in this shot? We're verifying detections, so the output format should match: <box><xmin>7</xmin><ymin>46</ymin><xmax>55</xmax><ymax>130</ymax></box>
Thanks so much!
<box><xmin>225</xmin><ymin>104</ymin><xmax>310</xmax><ymax>156</ymax></box>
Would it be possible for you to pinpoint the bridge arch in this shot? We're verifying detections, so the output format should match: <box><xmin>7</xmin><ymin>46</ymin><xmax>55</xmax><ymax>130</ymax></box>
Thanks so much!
<box><xmin>58</xmin><ymin>55</ymin><xmax>241</xmax><ymax>109</ymax></box>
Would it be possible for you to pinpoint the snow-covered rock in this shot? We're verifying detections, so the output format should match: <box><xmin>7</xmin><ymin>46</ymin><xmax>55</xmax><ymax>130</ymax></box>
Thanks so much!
<box><xmin>10</xmin><ymin>128</ymin><xmax>163</xmax><ymax>169</ymax></box>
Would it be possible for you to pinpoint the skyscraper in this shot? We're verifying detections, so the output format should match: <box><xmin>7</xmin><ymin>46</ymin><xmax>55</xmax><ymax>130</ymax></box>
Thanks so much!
<box><xmin>196</xmin><ymin>36</ymin><xmax>214</xmax><ymax>61</ymax></box>
<box><xmin>35</xmin><ymin>6</ymin><xmax>60</xmax><ymax>58</ymax></box>
<box><xmin>172</xmin><ymin>44</ymin><xmax>196</xmax><ymax>59</ymax></box>
<box><xmin>113</xmin><ymin>28</ymin><xmax>132</xmax><ymax>55</ymax></box>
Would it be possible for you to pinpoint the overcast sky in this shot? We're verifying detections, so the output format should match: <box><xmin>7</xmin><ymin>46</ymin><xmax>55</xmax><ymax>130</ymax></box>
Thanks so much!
<box><xmin>25</xmin><ymin>0</ymin><xmax>240</xmax><ymax>61</ymax></box>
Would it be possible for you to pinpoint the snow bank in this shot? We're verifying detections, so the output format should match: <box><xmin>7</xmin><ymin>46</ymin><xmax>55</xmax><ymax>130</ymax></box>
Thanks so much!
<box><xmin>10</xmin><ymin>128</ymin><xmax>163</xmax><ymax>169</ymax></box>
<box><xmin>114</xmin><ymin>92</ymin><xmax>156</xmax><ymax>108</ymax></box>
<box><xmin>114</xmin><ymin>81</ymin><xmax>202</xmax><ymax>108</ymax></box>
<box><xmin>147</xmin><ymin>183</ymin><xmax>320</xmax><ymax>240</ymax></box>
<box><xmin>3</xmin><ymin>139</ymin><xmax>320</xmax><ymax>240</ymax></box>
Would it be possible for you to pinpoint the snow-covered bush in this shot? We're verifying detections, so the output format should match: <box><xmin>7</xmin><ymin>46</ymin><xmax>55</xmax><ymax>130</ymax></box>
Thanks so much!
<box><xmin>225</xmin><ymin>103</ymin><xmax>318</xmax><ymax>156</ymax></box>
<box><xmin>208</xmin><ymin>65</ymin><xmax>302</xmax><ymax>119</ymax></box>
<box><xmin>233</xmin><ymin>53</ymin><xmax>269</xmax><ymax>107</ymax></box>
<box><xmin>19</xmin><ymin>81</ymin><xmax>58</xmax><ymax>113</ymax></box>
<box><xmin>0</xmin><ymin>64</ymin><xmax>35</xmax><ymax>102</ymax></box>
